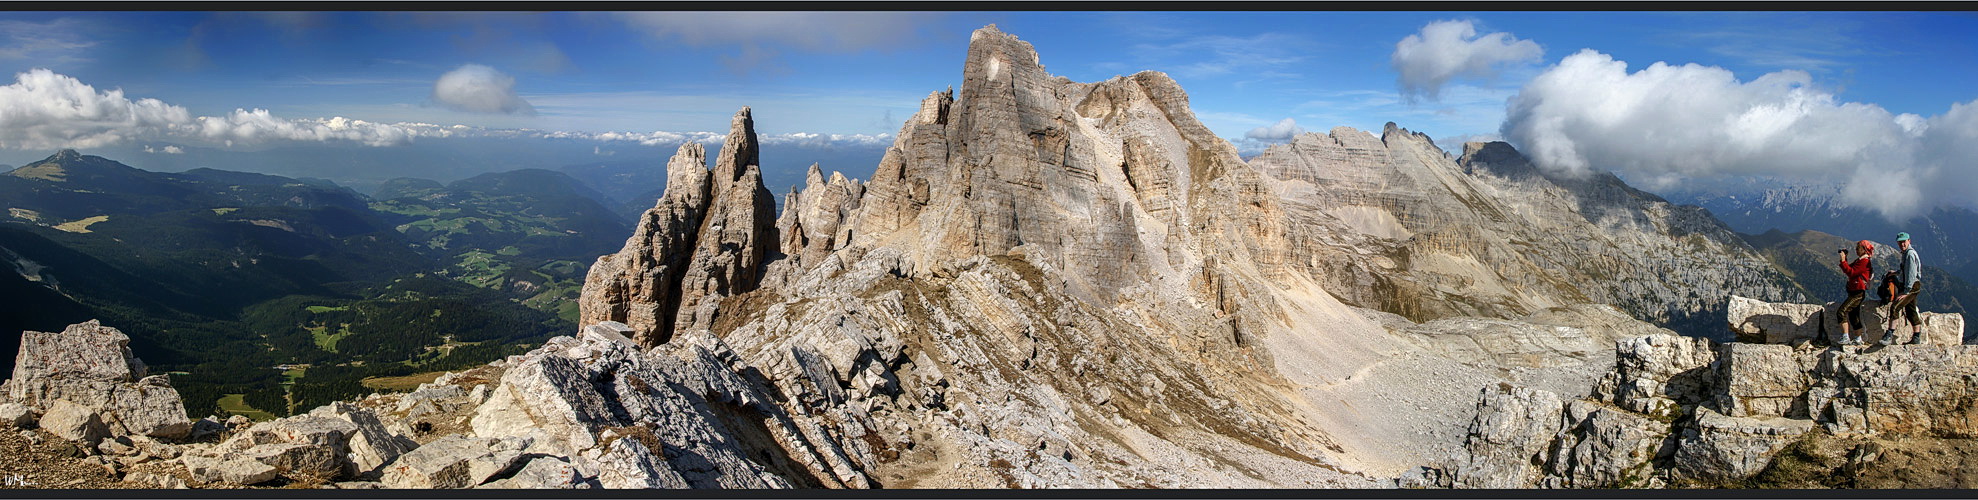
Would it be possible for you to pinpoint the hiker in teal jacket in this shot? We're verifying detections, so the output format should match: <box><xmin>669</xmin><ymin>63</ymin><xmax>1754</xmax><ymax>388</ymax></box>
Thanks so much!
<box><xmin>1889</xmin><ymin>232</ymin><xmax>1926</xmax><ymax>344</ymax></box>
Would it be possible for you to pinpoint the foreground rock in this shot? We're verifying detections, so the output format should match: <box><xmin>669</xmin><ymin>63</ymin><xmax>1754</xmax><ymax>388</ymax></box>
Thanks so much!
<box><xmin>4</xmin><ymin>320</ymin><xmax>192</xmax><ymax>442</ymax></box>
<box><xmin>1420</xmin><ymin>296</ymin><xmax>1971</xmax><ymax>488</ymax></box>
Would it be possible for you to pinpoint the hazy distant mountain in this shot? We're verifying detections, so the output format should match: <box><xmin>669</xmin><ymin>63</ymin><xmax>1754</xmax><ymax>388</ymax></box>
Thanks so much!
<box><xmin>1664</xmin><ymin>179</ymin><xmax>1978</xmax><ymax>285</ymax></box>
<box><xmin>1741</xmin><ymin>228</ymin><xmax>1975</xmax><ymax>316</ymax></box>
<box><xmin>0</xmin><ymin>150</ymin><xmax>568</xmax><ymax>418</ymax></box>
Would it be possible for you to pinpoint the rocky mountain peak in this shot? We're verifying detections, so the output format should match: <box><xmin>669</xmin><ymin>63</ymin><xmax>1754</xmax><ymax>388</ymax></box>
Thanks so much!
<box><xmin>1458</xmin><ymin>141</ymin><xmax>1540</xmax><ymax>179</ymax></box>
<box><xmin>711</xmin><ymin>107</ymin><xmax>759</xmax><ymax>187</ymax></box>
<box><xmin>579</xmin><ymin>107</ymin><xmax>778</xmax><ymax>346</ymax></box>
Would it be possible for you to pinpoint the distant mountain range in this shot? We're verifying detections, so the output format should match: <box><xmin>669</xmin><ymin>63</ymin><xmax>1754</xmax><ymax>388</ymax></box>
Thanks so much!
<box><xmin>0</xmin><ymin>150</ymin><xmax>630</xmax><ymax>418</ymax></box>
<box><xmin>1664</xmin><ymin>179</ymin><xmax>1978</xmax><ymax>286</ymax></box>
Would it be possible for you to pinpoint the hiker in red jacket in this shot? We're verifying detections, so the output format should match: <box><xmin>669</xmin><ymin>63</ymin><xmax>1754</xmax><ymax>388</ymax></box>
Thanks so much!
<box><xmin>1837</xmin><ymin>239</ymin><xmax>1874</xmax><ymax>345</ymax></box>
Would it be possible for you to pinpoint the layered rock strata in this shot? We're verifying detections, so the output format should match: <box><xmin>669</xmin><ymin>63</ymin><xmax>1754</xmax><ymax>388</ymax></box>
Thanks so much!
<box><xmin>1247</xmin><ymin>133</ymin><xmax>1801</xmax><ymax>330</ymax></box>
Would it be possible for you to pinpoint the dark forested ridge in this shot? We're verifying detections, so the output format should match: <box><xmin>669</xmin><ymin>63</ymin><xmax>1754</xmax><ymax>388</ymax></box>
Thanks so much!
<box><xmin>1</xmin><ymin>150</ymin><xmax>616</xmax><ymax>419</ymax></box>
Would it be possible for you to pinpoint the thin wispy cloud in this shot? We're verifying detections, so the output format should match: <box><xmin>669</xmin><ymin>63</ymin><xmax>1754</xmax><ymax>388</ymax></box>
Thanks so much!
<box><xmin>613</xmin><ymin>12</ymin><xmax>937</xmax><ymax>75</ymax></box>
<box><xmin>1660</xmin><ymin>15</ymin><xmax>1876</xmax><ymax>73</ymax></box>
<box><xmin>1131</xmin><ymin>32</ymin><xmax>1312</xmax><ymax>80</ymax></box>
<box><xmin>0</xmin><ymin>18</ymin><xmax>98</xmax><ymax>64</ymax></box>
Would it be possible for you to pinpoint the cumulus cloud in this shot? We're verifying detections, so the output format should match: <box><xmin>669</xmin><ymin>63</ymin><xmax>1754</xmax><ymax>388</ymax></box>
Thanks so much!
<box><xmin>144</xmin><ymin>145</ymin><xmax>184</xmax><ymax>154</ymax></box>
<box><xmin>0</xmin><ymin>69</ymin><xmax>438</xmax><ymax>150</ymax></box>
<box><xmin>0</xmin><ymin>69</ymin><xmax>191</xmax><ymax>149</ymax></box>
<box><xmin>1392</xmin><ymin>20</ymin><xmax>1542</xmax><ymax>102</ymax></box>
<box><xmin>1244</xmin><ymin>118</ymin><xmax>1304</xmax><ymax>142</ymax></box>
<box><xmin>189</xmin><ymin>111</ymin><xmax>421</xmax><ymax>147</ymax></box>
<box><xmin>1502</xmin><ymin>48</ymin><xmax>1978</xmax><ymax>220</ymax></box>
<box><xmin>432</xmin><ymin>64</ymin><xmax>535</xmax><ymax>115</ymax></box>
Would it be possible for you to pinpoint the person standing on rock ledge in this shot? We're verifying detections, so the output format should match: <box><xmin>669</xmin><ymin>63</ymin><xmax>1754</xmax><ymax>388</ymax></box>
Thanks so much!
<box><xmin>1838</xmin><ymin>240</ymin><xmax>1874</xmax><ymax>345</ymax></box>
<box><xmin>1889</xmin><ymin>232</ymin><xmax>1926</xmax><ymax>345</ymax></box>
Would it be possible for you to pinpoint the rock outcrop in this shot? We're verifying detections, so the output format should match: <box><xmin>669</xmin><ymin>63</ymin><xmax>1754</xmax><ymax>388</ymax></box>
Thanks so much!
<box><xmin>4</xmin><ymin>320</ymin><xmax>190</xmax><ymax>441</ymax></box>
<box><xmin>580</xmin><ymin>108</ymin><xmax>779</xmax><ymax>346</ymax></box>
<box><xmin>1420</xmin><ymin>296</ymin><xmax>1972</xmax><ymax>489</ymax></box>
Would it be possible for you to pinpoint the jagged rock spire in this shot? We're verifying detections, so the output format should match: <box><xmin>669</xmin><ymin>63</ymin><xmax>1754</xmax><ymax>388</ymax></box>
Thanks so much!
<box><xmin>579</xmin><ymin>107</ymin><xmax>779</xmax><ymax>346</ymax></box>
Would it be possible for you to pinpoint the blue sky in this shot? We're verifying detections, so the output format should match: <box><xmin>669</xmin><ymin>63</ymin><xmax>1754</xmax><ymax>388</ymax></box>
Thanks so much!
<box><xmin>2</xmin><ymin>11</ymin><xmax>1976</xmax><ymax>216</ymax></box>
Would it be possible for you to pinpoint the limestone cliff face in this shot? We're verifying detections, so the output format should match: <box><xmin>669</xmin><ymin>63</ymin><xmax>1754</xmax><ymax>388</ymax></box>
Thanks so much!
<box><xmin>833</xmin><ymin>25</ymin><xmax>1286</xmax><ymax>308</ymax></box>
<box><xmin>580</xmin><ymin>108</ymin><xmax>779</xmax><ymax>345</ymax></box>
<box><xmin>1247</xmin><ymin>131</ymin><xmax>1802</xmax><ymax>332</ymax></box>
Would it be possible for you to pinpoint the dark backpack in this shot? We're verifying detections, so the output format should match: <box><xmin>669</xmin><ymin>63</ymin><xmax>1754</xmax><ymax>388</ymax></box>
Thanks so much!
<box><xmin>1877</xmin><ymin>270</ymin><xmax>1901</xmax><ymax>301</ymax></box>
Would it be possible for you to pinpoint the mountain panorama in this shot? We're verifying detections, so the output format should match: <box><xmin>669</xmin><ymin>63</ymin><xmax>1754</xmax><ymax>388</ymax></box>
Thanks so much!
<box><xmin>0</xmin><ymin>25</ymin><xmax>1972</xmax><ymax>490</ymax></box>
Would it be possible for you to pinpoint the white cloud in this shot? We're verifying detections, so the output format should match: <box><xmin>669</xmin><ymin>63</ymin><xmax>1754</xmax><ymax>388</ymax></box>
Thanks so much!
<box><xmin>432</xmin><ymin>64</ymin><xmax>535</xmax><ymax>115</ymax></box>
<box><xmin>1392</xmin><ymin>20</ymin><xmax>1542</xmax><ymax>102</ymax></box>
<box><xmin>0</xmin><ymin>69</ymin><xmax>895</xmax><ymax>155</ymax></box>
<box><xmin>0</xmin><ymin>69</ymin><xmax>191</xmax><ymax>149</ymax></box>
<box><xmin>0</xmin><ymin>69</ymin><xmax>435</xmax><ymax>150</ymax></box>
<box><xmin>189</xmin><ymin>110</ymin><xmax>422</xmax><ymax>147</ymax></box>
<box><xmin>1244</xmin><ymin>118</ymin><xmax>1304</xmax><ymax>142</ymax></box>
<box><xmin>1501</xmin><ymin>48</ymin><xmax>1978</xmax><ymax>220</ymax></box>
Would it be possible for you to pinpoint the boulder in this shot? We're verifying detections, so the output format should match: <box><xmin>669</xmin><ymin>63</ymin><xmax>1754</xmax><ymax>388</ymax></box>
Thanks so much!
<box><xmin>1670</xmin><ymin>406</ymin><xmax>1813</xmax><ymax>484</ymax></box>
<box><xmin>1715</xmin><ymin>343</ymin><xmax>1812</xmax><ymax>418</ymax></box>
<box><xmin>309</xmin><ymin>402</ymin><xmax>417</xmax><ymax>478</ymax></box>
<box><xmin>38</xmin><ymin>399</ymin><xmax>107</xmax><ymax>445</ymax></box>
<box><xmin>96</xmin><ymin>436</ymin><xmax>135</xmax><ymax>456</ymax></box>
<box><xmin>187</xmin><ymin>417</ymin><xmax>226</xmax><ymax>440</ymax></box>
<box><xmin>222</xmin><ymin>414</ymin><xmax>361</xmax><ymax>479</ymax></box>
<box><xmin>379</xmin><ymin>434</ymin><xmax>526</xmax><ymax>489</ymax></box>
<box><xmin>182</xmin><ymin>453</ymin><xmax>279</xmax><ymax>485</ymax></box>
<box><xmin>1727</xmin><ymin>295</ymin><xmax>1824</xmax><ymax>344</ymax></box>
<box><xmin>476</xmin><ymin>456</ymin><xmax>590</xmax><ymax>489</ymax></box>
<box><xmin>0</xmin><ymin>402</ymin><xmax>34</xmax><ymax>428</ymax></box>
<box><xmin>6</xmin><ymin>320</ymin><xmax>192</xmax><ymax>442</ymax></box>
<box><xmin>102</xmin><ymin>378</ymin><xmax>192</xmax><ymax>439</ymax></box>
<box><xmin>7</xmin><ymin>320</ymin><xmax>145</xmax><ymax>395</ymax></box>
